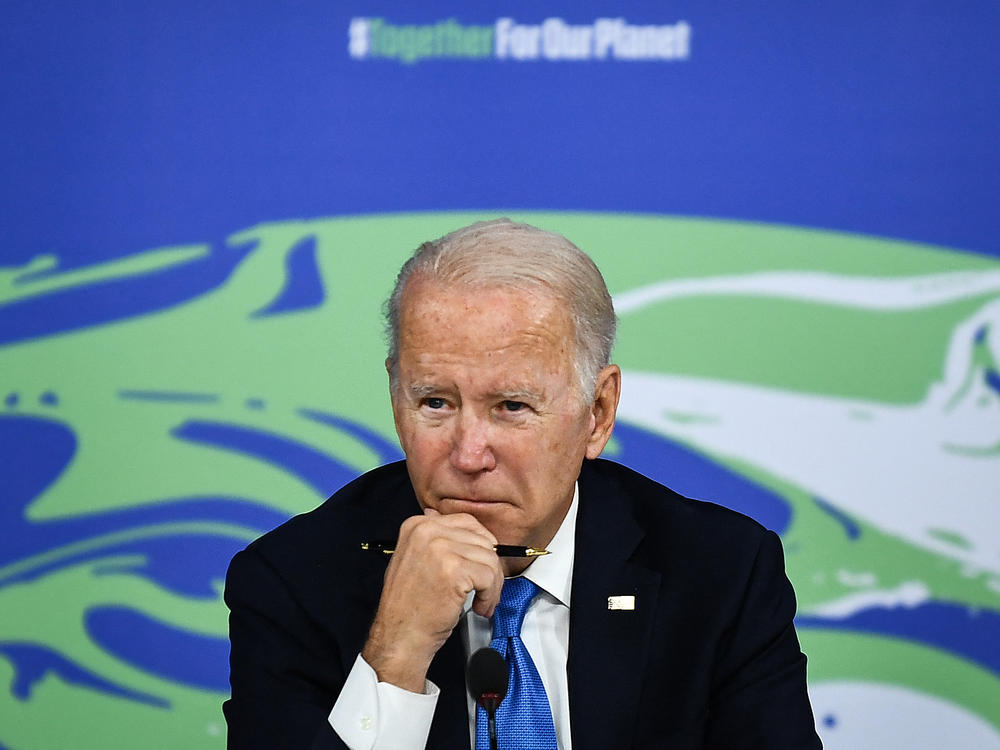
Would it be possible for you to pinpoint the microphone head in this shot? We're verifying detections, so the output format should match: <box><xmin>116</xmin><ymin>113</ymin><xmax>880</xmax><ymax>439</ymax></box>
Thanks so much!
<box><xmin>467</xmin><ymin>647</ymin><xmax>509</xmax><ymax>705</ymax></box>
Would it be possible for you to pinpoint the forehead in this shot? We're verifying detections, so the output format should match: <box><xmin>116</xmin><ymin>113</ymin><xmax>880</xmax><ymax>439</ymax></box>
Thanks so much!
<box><xmin>397</xmin><ymin>278</ymin><xmax>574</xmax><ymax>369</ymax></box>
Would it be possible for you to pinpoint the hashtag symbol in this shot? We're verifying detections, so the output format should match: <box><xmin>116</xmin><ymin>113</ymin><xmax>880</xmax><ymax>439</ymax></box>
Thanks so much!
<box><xmin>348</xmin><ymin>18</ymin><xmax>370</xmax><ymax>59</ymax></box>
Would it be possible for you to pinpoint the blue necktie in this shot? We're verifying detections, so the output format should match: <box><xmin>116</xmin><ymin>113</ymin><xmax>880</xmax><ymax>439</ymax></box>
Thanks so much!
<box><xmin>476</xmin><ymin>577</ymin><xmax>558</xmax><ymax>750</ymax></box>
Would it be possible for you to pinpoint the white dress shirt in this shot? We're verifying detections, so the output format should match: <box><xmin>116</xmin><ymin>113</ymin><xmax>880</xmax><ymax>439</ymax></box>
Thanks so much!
<box><xmin>330</xmin><ymin>487</ymin><xmax>578</xmax><ymax>750</ymax></box>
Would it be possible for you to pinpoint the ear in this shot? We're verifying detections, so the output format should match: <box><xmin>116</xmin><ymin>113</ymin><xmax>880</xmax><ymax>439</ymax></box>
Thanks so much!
<box><xmin>585</xmin><ymin>365</ymin><xmax>621</xmax><ymax>460</ymax></box>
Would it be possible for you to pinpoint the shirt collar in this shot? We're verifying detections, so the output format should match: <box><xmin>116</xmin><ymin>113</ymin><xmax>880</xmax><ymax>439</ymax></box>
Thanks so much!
<box><xmin>521</xmin><ymin>482</ymin><xmax>577</xmax><ymax>608</ymax></box>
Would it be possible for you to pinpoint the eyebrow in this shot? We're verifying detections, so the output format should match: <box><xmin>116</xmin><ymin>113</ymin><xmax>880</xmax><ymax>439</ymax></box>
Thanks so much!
<box><xmin>405</xmin><ymin>383</ymin><xmax>545</xmax><ymax>403</ymax></box>
<box><xmin>407</xmin><ymin>383</ymin><xmax>442</xmax><ymax>399</ymax></box>
<box><xmin>495</xmin><ymin>388</ymin><xmax>545</xmax><ymax>403</ymax></box>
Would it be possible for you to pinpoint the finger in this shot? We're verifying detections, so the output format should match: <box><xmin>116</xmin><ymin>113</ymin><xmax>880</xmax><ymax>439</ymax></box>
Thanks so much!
<box><xmin>451</xmin><ymin>543</ymin><xmax>504</xmax><ymax>601</ymax></box>
<box><xmin>452</xmin><ymin>548</ymin><xmax>503</xmax><ymax>613</ymax></box>
<box><xmin>425</xmin><ymin>537</ymin><xmax>503</xmax><ymax>595</ymax></box>
<box><xmin>425</xmin><ymin>512</ymin><xmax>498</xmax><ymax>545</ymax></box>
<box><xmin>399</xmin><ymin>518</ymin><xmax>497</xmax><ymax>555</ymax></box>
<box><xmin>471</xmin><ymin>567</ymin><xmax>504</xmax><ymax>618</ymax></box>
<box><xmin>403</xmin><ymin>512</ymin><xmax>497</xmax><ymax>549</ymax></box>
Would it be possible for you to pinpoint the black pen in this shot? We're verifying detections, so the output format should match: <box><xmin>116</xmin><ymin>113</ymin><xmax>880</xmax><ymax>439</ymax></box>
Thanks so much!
<box><xmin>360</xmin><ymin>540</ymin><xmax>550</xmax><ymax>557</ymax></box>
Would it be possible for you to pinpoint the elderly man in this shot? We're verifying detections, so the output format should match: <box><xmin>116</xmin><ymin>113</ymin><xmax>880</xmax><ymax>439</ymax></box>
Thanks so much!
<box><xmin>224</xmin><ymin>219</ymin><xmax>821</xmax><ymax>749</ymax></box>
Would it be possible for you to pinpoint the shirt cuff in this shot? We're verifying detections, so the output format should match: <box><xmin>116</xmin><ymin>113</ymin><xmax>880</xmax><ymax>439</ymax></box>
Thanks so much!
<box><xmin>329</xmin><ymin>654</ymin><xmax>440</xmax><ymax>750</ymax></box>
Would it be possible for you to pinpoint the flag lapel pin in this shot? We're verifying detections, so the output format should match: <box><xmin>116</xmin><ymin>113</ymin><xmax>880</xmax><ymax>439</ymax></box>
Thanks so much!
<box><xmin>607</xmin><ymin>595</ymin><xmax>636</xmax><ymax>611</ymax></box>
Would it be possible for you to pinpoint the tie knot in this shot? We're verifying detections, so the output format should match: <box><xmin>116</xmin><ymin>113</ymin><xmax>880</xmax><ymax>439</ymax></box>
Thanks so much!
<box><xmin>492</xmin><ymin>577</ymin><xmax>540</xmax><ymax>639</ymax></box>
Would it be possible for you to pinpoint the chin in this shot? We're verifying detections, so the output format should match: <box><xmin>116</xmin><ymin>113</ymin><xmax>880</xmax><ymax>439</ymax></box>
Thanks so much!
<box><xmin>437</xmin><ymin>498</ymin><xmax>526</xmax><ymax>539</ymax></box>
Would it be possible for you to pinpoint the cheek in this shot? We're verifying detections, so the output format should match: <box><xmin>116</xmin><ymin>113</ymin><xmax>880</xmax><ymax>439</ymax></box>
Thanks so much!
<box><xmin>548</xmin><ymin>413</ymin><xmax>590</xmax><ymax>452</ymax></box>
<box><xmin>515</xmin><ymin>421</ymin><xmax>586</xmax><ymax>476</ymax></box>
<box><xmin>401</xmin><ymin>426</ymin><xmax>452</xmax><ymax>468</ymax></box>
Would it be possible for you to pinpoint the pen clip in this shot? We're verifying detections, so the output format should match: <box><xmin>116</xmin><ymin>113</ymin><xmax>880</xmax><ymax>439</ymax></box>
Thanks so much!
<box><xmin>360</xmin><ymin>542</ymin><xmax>395</xmax><ymax>554</ymax></box>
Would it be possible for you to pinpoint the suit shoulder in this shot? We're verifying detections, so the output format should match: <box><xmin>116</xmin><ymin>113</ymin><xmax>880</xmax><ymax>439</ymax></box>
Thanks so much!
<box><xmin>239</xmin><ymin>460</ymin><xmax>412</xmax><ymax>570</ymax></box>
<box><xmin>584</xmin><ymin>458</ymin><xmax>771</xmax><ymax>548</ymax></box>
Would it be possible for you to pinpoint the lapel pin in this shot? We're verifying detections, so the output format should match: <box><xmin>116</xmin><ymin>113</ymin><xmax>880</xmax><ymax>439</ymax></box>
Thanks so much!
<box><xmin>607</xmin><ymin>595</ymin><xmax>636</xmax><ymax>611</ymax></box>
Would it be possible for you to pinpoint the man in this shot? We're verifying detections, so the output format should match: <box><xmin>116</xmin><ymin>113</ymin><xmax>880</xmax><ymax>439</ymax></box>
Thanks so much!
<box><xmin>224</xmin><ymin>219</ymin><xmax>822</xmax><ymax>749</ymax></box>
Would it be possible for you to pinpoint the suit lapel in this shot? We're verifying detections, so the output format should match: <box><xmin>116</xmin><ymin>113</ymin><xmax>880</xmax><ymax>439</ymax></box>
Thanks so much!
<box><xmin>427</xmin><ymin>629</ymin><xmax>472</xmax><ymax>749</ymax></box>
<box><xmin>567</xmin><ymin>462</ymin><xmax>661</xmax><ymax>750</ymax></box>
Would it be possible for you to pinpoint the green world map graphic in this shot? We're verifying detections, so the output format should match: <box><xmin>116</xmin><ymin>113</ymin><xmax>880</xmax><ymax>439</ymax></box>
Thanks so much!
<box><xmin>1</xmin><ymin>212</ymin><xmax>998</xmax><ymax>749</ymax></box>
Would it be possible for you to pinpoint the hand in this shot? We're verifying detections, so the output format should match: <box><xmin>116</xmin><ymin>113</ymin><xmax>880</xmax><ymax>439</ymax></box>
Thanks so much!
<box><xmin>361</xmin><ymin>508</ymin><xmax>505</xmax><ymax>692</ymax></box>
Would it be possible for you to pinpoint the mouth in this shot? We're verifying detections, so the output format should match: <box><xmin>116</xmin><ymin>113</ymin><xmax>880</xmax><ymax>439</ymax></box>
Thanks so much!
<box><xmin>438</xmin><ymin>496</ymin><xmax>508</xmax><ymax>510</ymax></box>
<box><xmin>443</xmin><ymin>496</ymin><xmax>502</xmax><ymax>504</ymax></box>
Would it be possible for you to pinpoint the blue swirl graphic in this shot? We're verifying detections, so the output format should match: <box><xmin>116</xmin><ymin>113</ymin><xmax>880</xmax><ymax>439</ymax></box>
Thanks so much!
<box><xmin>0</xmin><ymin>643</ymin><xmax>168</xmax><ymax>708</ymax></box>
<box><xmin>612</xmin><ymin>421</ymin><xmax>792</xmax><ymax>534</ymax></box>
<box><xmin>0</xmin><ymin>240</ymin><xmax>253</xmax><ymax>346</ymax></box>
<box><xmin>798</xmin><ymin>602</ymin><xmax>1000</xmax><ymax>677</ymax></box>
<box><xmin>251</xmin><ymin>235</ymin><xmax>325</xmax><ymax>317</ymax></box>
<box><xmin>0</xmin><ymin>408</ymin><xmax>399</xmax><ymax>708</ymax></box>
<box><xmin>86</xmin><ymin>608</ymin><xmax>230</xmax><ymax>693</ymax></box>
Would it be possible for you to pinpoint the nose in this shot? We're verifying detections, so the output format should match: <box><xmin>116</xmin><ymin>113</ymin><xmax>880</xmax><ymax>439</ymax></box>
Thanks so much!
<box><xmin>449</xmin><ymin>411</ymin><xmax>497</xmax><ymax>474</ymax></box>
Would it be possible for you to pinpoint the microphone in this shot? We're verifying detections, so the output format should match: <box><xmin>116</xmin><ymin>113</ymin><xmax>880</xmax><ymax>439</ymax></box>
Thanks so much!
<box><xmin>467</xmin><ymin>647</ymin><xmax>508</xmax><ymax>750</ymax></box>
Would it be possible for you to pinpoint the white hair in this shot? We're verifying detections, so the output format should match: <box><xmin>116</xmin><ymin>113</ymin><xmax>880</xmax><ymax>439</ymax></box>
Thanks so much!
<box><xmin>385</xmin><ymin>218</ymin><xmax>617</xmax><ymax>398</ymax></box>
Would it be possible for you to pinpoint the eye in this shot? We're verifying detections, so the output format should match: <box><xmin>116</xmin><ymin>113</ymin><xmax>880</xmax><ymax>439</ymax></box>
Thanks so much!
<box><xmin>502</xmin><ymin>400</ymin><xmax>526</xmax><ymax>412</ymax></box>
<box><xmin>424</xmin><ymin>397</ymin><xmax>446</xmax><ymax>409</ymax></box>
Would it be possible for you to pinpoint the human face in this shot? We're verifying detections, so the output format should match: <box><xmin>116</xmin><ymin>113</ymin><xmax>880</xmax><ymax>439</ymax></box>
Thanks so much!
<box><xmin>390</xmin><ymin>278</ymin><xmax>617</xmax><ymax>550</ymax></box>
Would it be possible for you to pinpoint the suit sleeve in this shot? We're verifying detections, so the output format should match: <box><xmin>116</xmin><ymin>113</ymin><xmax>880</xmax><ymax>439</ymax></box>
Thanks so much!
<box><xmin>224</xmin><ymin>546</ymin><xmax>351</xmax><ymax>750</ymax></box>
<box><xmin>705</xmin><ymin>530</ymin><xmax>823</xmax><ymax>750</ymax></box>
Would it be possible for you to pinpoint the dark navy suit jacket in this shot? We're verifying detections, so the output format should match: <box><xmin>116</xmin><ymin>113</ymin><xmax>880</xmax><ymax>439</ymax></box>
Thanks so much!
<box><xmin>224</xmin><ymin>459</ymin><xmax>822</xmax><ymax>749</ymax></box>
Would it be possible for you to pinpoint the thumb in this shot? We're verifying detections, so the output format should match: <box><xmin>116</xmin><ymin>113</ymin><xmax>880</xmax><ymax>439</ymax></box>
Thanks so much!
<box><xmin>423</xmin><ymin>506</ymin><xmax>440</xmax><ymax>517</ymax></box>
